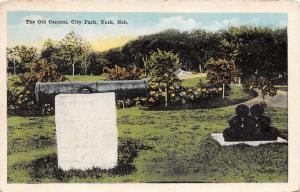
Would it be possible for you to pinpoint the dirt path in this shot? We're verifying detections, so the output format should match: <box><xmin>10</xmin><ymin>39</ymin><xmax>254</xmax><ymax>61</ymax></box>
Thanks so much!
<box><xmin>181</xmin><ymin>73</ymin><xmax>288</xmax><ymax>108</ymax></box>
<box><xmin>243</xmin><ymin>90</ymin><xmax>287</xmax><ymax>108</ymax></box>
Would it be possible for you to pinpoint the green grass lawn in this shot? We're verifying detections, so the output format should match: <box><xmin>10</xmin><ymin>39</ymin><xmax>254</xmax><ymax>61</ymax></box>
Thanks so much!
<box><xmin>7</xmin><ymin>106</ymin><xmax>287</xmax><ymax>183</ymax></box>
<box><xmin>7</xmin><ymin>74</ymin><xmax>288</xmax><ymax>183</ymax></box>
<box><xmin>181</xmin><ymin>76</ymin><xmax>208</xmax><ymax>87</ymax></box>
<box><xmin>65</xmin><ymin>74</ymin><xmax>108</xmax><ymax>81</ymax></box>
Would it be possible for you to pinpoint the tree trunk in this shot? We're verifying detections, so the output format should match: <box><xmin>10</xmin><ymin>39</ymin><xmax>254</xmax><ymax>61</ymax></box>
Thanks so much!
<box><xmin>13</xmin><ymin>59</ymin><xmax>16</xmax><ymax>75</ymax></box>
<box><xmin>262</xmin><ymin>94</ymin><xmax>265</xmax><ymax>105</ymax></box>
<box><xmin>122</xmin><ymin>100</ymin><xmax>125</xmax><ymax>109</ymax></box>
<box><xmin>84</xmin><ymin>61</ymin><xmax>87</xmax><ymax>75</ymax></box>
<box><xmin>83</xmin><ymin>54</ymin><xmax>88</xmax><ymax>75</ymax></box>
<box><xmin>165</xmin><ymin>86</ymin><xmax>168</xmax><ymax>108</ymax></box>
<box><xmin>72</xmin><ymin>63</ymin><xmax>75</xmax><ymax>76</ymax></box>
<box><xmin>87</xmin><ymin>55</ymin><xmax>91</xmax><ymax>75</ymax></box>
<box><xmin>222</xmin><ymin>83</ymin><xmax>225</xmax><ymax>99</ymax></box>
<box><xmin>199</xmin><ymin>64</ymin><xmax>202</xmax><ymax>73</ymax></box>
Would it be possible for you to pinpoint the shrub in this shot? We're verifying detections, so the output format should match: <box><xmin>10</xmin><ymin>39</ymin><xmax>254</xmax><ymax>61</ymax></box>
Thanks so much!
<box><xmin>104</xmin><ymin>65</ymin><xmax>141</xmax><ymax>80</ymax></box>
<box><xmin>243</xmin><ymin>75</ymin><xmax>277</xmax><ymax>104</ymax></box>
<box><xmin>143</xmin><ymin>49</ymin><xmax>182</xmax><ymax>107</ymax></box>
<box><xmin>8</xmin><ymin>59</ymin><xmax>66</xmax><ymax>116</ymax></box>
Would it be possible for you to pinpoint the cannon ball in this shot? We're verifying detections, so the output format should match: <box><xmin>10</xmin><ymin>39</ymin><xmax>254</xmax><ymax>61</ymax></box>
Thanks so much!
<box><xmin>257</xmin><ymin>115</ymin><xmax>271</xmax><ymax>131</ymax></box>
<box><xmin>243</xmin><ymin>115</ymin><xmax>257</xmax><ymax>128</ymax></box>
<box><xmin>236</xmin><ymin>104</ymin><xmax>249</xmax><ymax>118</ymax></box>
<box><xmin>250</xmin><ymin>104</ymin><xmax>264</xmax><ymax>117</ymax></box>
<box><xmin>228</xmin><ymin>115</ymin><xmax>242</xmax><ymax>129</ymax></box>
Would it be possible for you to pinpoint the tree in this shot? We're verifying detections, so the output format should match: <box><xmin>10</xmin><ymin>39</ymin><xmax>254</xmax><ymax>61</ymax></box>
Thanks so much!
<box><xmin>229</xmin><ymin>26</ymin><xmax>287</xmax><ymax>77</ymax></box>
<box><xmin>189</xmin><ymin>29</ymin><xmax>222</xmax><ymax>72</ymax></box>
<box><xmin>103</xmin><ymin>48</ymin><xmax>126</xmax><ymax>68</ymax></box>
<box><xmin>120</xmin><ymin>29</ymin><xmax>193</xmax><ymax>70</ymax></box>
<box><xmin>101</xmin><ymin>26</ymin><xmax>286</xmax><ymax>76</ymax></box>
<box><xmin>206</xmin><ymin>58</ymin><xmax>237</xmax><ymax>99</ymax></box>
<box><xmin>228</xmin><ymin>26</ymin><xmax>287</xmax><ymax>102</ymax></box>
<box><xmin>52</xmin><ymin>31</ymin><xmax>90</xmax><ymax>76</ymax></box>
<box><xmin>88</xmin><ymin>52</ymin><xmax>111</xmax><ymax>75</ymax></box>
<box><xmin>79</xmin><ymin>40</ymin><xmax>91</xmax><ymax>75</ymax></box>
<box><xmin>7</xmin><ymin>46</ymin><xmax>37</xmax><ymax>74</ymax></box>
<box><xmin>144</xmin><ymin>49</ymin><xmax>182</xmax><ymax>108</ymax></box>
<box><xmin>40</xmin><ymin>39</ymin><xmax>58</xmax><ymax>63</ymax></box>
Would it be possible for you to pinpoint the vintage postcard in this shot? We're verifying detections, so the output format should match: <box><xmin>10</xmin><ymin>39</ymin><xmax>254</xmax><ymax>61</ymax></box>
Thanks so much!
<box><xmin>0</xmin><ymin>0</ymin><xmax>300</xmax><ymax>192</ymax></box>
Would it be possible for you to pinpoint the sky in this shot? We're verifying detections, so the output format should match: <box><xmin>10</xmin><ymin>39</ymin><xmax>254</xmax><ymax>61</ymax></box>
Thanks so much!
<box><xmin>7</xmin><ymin>12</ymin><xmax>287</xmax><ymax>51</ymax></box>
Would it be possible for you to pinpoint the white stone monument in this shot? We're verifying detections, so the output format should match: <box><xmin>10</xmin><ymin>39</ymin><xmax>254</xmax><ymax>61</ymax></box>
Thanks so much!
<box><xmin>55</xmin><ymin>92</ymin><xmax>118</xmax><ymax>171</ymax></box>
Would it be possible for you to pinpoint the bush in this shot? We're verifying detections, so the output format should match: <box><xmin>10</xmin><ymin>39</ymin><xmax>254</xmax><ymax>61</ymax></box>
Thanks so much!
<box><xmin>7</xmin><ymin>59</ymin><xmax>66</xmax><ymax>116</ymax></box>
<box><xmin>243</xmin><ymin>75</ymin><xmax>277</xmax><ymax>104</ymax></box>
<box><xmin>181</xmin><ymin>81</ymin><xmax>223</xmax><ymax>104</ymax></box>
<box><xmin>104</xmin><ymin>65</ymin><xmax>141</xmax><ymax>80</ymax></box>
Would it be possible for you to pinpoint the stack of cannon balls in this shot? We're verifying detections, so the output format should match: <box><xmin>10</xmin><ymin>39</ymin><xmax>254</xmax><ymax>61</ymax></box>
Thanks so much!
<box><xmin>223</xmin><ymin>104</ymin><xmax>279</xmax><ymax>141</ymax></box>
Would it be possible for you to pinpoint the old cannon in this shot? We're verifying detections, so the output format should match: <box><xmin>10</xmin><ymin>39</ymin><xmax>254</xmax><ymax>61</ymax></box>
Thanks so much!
<box><xmin>35</xmin><ymin>79</ymin><xmax>150</xmax><ymax>104</ymax></box>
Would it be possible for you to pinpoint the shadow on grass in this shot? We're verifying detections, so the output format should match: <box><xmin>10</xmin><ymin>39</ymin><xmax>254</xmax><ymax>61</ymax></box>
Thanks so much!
<box><xmin>27</xmin><ymin>138</ymin><xmax>151</xmax><ymax>182</ymax></box>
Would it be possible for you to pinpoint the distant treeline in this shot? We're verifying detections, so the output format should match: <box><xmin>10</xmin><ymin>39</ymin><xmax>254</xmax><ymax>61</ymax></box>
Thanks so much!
<box><xmin>7</xmin><ymin>26</ymin><xmax>287</xmax><ymax>78</ymax></box>
<box><xmin>107</xmin><ymin>27</ymin><xmax>287</xmax><ymax>75</ymax></box>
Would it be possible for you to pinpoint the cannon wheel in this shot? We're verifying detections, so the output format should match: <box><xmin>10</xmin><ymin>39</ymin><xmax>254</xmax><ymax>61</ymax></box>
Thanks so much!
<box><xmin>79</xmin><ymin>87</ymin><xmax>93</xmax><ymax>94</ymax></box>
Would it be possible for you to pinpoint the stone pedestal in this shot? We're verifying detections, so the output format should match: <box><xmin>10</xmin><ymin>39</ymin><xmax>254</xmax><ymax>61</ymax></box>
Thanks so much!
<box><xmin>55</xmin><ymin>93</ymin><xmax>117</xmax><ymax>171</ymax></box>
<box><xmin>211</xmin><ymin>133</ymin><xmax>287</xmax><ymax>146</ymax></box>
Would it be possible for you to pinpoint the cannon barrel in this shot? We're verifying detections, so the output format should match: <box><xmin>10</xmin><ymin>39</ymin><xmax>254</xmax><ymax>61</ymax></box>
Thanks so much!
<box><xmin>35</xmin><ymin>79</ymin><xmax>150</xmax><ymax>104</ymax></box>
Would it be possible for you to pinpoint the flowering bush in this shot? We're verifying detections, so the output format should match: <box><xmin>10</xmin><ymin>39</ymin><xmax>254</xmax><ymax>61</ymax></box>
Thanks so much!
<box><xmin>146</xmin><ymin>78</ymin><xmax>182</xmax><ymax>107</ymax></box>
<box><xmin>113</xmin><ymin>81</ymin><xmax>223</xmax><ymax>109</ymax></box>
<box><xmin>181</xmin><ymin>84</ymin><xmax>223</xmax><ymax>104</ymax></box>
<box><xmin>8</xmin><ymin>59</ymin><xmax>66</xmax><ymax>116</ymax></box>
